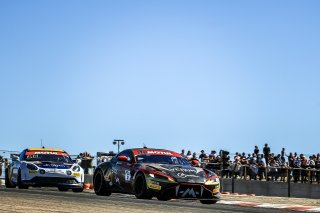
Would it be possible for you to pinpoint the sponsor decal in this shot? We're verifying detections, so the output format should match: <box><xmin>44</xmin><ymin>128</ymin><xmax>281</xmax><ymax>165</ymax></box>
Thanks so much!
<box><xmin>176</xmin><ymin>186</ymin><xmax>203</xmax><ymax>198</ymax></box>
<box><xmin>72</xmin><ymin>172</ymin><xmax>81</xmax><ymax>177</ymax></box>
<box><xmin>35</xmin><ymin>163</ymin><xmax>72</xmax><ymax>169</ymax></box>
<box><xmin>26</xmin><ymin>151</ymin><xmax>68</xmax><ymax>156</ymax></box>
<box><xmin>146</xmin><ymin>150</ymin><xmax>173</xmax><ymax>155</ymax></box>
<box><xmin>176</xmin><ymin>172</ymin><xmax>199</xmax><ymax>178</ymax></box>
<box><xmin>28</xmin><ymin>171</ymin><xmax>37</xmax><ymax>174</ymax></box>
<box><xmin>125</xmin><ymin>170</ymin><xmax>131</xmax><ymax>182</ymax></box>
<box><xmin>165</xmin><ymin>167</ymin><xmax>196</xmax><ymax>173</ymax></box>
<box><xmin>133</xmin><ymin>149</ymin><xmax>180</xmax><ymax>157</ymax></box>
<box><xmin>147</xmin><ymin>181</ymin><xmax>161</xmax><ymax>190</ymax></box>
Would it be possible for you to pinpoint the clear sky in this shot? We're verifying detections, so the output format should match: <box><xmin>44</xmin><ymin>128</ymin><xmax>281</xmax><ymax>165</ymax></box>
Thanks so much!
<box><xmin>1</xmin><ymin>1</ymin><xmax>320</xmax><ymax>156</ymax></box>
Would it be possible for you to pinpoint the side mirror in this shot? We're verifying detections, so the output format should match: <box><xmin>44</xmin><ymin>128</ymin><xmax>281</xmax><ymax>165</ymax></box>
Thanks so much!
<box><xmin>12</xmin><ymin>156</ymin><xmax>19</xmax><ymax>161</ymax></box>
<box><xmin>191</xmin><ymin>159</ymin><xmax>200</xmax><ymax>167</ymax></box>
<box><xmin>117</xmin><ymin>155</ymin><xmax>128</xmax><ymax>162</ymax></box>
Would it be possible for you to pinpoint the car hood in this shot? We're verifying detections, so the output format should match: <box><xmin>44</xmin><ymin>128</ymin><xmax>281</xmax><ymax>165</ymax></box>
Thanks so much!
<box><xmin>142</xmin><ymin>163</ymin><xmax>206</xmax><ymax>183</ymax></box>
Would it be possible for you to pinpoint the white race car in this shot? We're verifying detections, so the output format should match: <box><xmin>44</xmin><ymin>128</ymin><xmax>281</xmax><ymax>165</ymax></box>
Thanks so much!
<box><xmin>5</xmin><ymin>148</ymin><xmax>84</xmax><ymax>192</ymax></box>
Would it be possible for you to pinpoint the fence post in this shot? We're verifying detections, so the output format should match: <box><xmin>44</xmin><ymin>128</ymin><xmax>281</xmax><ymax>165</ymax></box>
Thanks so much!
<box><xmin>244</xmin><ymin>166</ymin><xmax>247</xmax><ymax>180</ymax></box>
<box><xmin>232</xmin><ymin>170</ymin><xmax>235</xmax><ymax>193</ymax></box>
<box><xmin>287</xmin><ymin>168</ymin><xmax>291</xmax><ymax>197</ymax></box>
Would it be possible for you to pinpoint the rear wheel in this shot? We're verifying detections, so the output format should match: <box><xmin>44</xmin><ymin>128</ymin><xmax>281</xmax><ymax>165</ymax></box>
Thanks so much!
<box><xmin>17</xmin><ymin>170</ymin><xmax>29</xmax><ymax>189</ymax></box>
<box><xmin>93</xmin><ymin>170</ymin><xmax>111</xmax><ymax>196</ymax></box>
<box><xmin>5</xmin><ymin>168</ymin><xmax>16</xmax><ymax>188</ymax></box>
<box><xmin>72</xmin><ymin>188</ymin><xmax>84</xmax><ymax>193</ymax></box>
<box><xmin>134</xmin><ymin>173</ymin><xmax>152</xmax><ymax>199</ymax></box>
<box><xmin>200</xmin><ymin>200</ymin><xmax>218</xmax><ymax>204</ymax></box>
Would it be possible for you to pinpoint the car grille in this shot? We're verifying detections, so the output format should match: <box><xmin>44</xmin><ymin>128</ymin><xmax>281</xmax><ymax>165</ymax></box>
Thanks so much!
<box><xmin>30</xmin><ymin>177</ymin><xmax>79</xmax><ymax>186</ymax></box>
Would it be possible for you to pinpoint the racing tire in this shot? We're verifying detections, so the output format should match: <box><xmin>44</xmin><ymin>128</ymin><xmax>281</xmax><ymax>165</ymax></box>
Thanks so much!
<box><xmin>58</xmin><ymin>187</ymin><xmax>69</xmax><ymax>191</ymax></box>
<box><xmin>17</xmin><ymin>169</ymin><xmax>29</xmax><ymax>189</ymax></box>
<box><xmin>134</xmin><ymin>173</ymin><xmax>152</xmax><ymax>199</ymax></box>
<box><xmin>93</xmin><ymin>170</ymin><xmax>111</xmax><ymax>196</ymax></box>
<box><xmin>72</xmin><ymin>188</ymin><xmax>84</xmax><ymax>193</ymax></box>
<box><xmin>5</xmin><ymin>168</ymin><xmax>16</xmax><ymax>188</ymax></box>
<box><xmin>200</xmin><ymin>200</ymin><xmax>218</xmax><ymax>204</ymax></box>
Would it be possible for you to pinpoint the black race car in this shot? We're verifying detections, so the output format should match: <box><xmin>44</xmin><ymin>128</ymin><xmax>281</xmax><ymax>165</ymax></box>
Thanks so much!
<box><xmin>93</xmin><ymin>148</ymin><xmax>220</xmax><ymax>204</ymax></box>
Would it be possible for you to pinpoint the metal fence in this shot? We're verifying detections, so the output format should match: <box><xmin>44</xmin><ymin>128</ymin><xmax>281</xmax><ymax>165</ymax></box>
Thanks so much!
<box><xmin>203</xmin><ymin>162</ymin><xmax>320</xmax><ymax>184</ymax></box>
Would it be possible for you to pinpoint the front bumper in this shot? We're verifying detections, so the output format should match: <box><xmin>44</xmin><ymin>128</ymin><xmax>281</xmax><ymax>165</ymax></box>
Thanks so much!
<box><xmin>146</xmin><ymin>180</ymin><xmax>221</xmax><ymax>200</ymax></box>
<box><xmin>23</xmin><ymin>176</ymin><xmax>83</xmax><ymax>188</ymax></box>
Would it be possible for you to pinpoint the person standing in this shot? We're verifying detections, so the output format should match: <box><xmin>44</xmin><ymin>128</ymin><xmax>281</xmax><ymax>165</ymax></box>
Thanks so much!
<box><xmin>263</xmin><ymin>143</ymin><xmax>271</xmax><ymax>165</ymax></box>
<box><xmin>254</xmin><ymin>145</ymin><xmax>259</xmax><ymax>155</ymax></box>
<box><xmin>0</xmin><ymin>156</ymin><xmax>3</xmax><ymax>177</ymax></box>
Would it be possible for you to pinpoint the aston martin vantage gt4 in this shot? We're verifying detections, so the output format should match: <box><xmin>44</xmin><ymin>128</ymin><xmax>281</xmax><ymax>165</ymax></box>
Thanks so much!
<box><xmin>93</xmin><ymin>148</ymin><xmax>220</xmax><ymax>204</ymax></box>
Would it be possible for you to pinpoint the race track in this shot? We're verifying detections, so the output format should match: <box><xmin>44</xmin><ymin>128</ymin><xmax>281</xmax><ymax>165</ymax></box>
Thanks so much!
<box><xmin>0</xmin><ymin>186</ymin><xmax>294</xmax><ymax>213</ymax></box>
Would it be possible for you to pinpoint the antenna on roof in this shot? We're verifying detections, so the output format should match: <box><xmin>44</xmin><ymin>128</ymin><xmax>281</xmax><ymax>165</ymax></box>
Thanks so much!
<box><xmin>143</xmin><ymin>143</ymin><xmax>147</xmax><ymax>148</ymax></box>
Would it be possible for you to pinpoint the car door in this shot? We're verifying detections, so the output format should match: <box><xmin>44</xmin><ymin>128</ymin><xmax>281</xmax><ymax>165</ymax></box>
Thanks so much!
<box><xmin>10</xmin><ymin>150</ymin><xmax>25</xmax><ymax>183</ymax></box>
<box><xmin>114</xmin><ymin>150</ymin><xmax>135</xmax><ymax>192</ymax></box>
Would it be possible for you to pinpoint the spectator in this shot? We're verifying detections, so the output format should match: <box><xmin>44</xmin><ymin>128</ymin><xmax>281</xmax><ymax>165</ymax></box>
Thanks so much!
<box><xmin>190</xmin><ymin>152</ymin><xmax>198</xmax><ymax>161</ymax></box>
<box><xmin>269</xmin><ymin>156</ymin><xmax>280</xmax><ymax>181</ymax></box>
<box><xmin>249</xmin><ymin>153</ymin><xmax>258</xmax><ymax>180</ymax></box>
<box><xmin>254</xmin><ymin>145</ymin><xmax>259</xmax><ymax>155</ymax></box>
<box><xmin>229</xmin><ymin>156</ymin><xmax>241</xmax><ymax>178</ymax></box>
<box><xmin>198</xmin><ymin>150</ymin><xmax>206</xmax><ymax>162</ymax></box>
<box><xmin>263</xmin><ymin>143</ymin><xmax>271</xmax><ymax>166</ymax></box>
<box><xmin>257</xmin><ymin>154</ymin><xmax>266</xmax><ymax>180</ymax></box>
<box><xmin>300</xmin><ymin>155</ymin><xmax>308</xmax><ymax>183</ymax></box>
<box><xmin>307</xmin><ymin>156</ymin><xmax>316</xmax><ymax>183</ymax></box>
<box><xmin>0</xmin><ymin>156</ymin><xmax>3</xmax><ymax>177</ymax></box>
<box><xmin>209</xmin><ymin>150</ymin><xmax>217</xmax><ymax>158</ymax></box>
<box><xmin>4</xmin><ymin>158</ymin><xmax>9</xmax><ymax>169</ymax></box>
<box><xmin>293</xmin><ymin>156</ymin><xmax>301</xmax><ymax>183</ymax></box>
<box><xmin>315</xmin><ymin>155</ymin><xmax>320</xmax><ymax>184</ymax></box>
<box><xmin>186</xmin><ymin>150</ymin><xmax>192</xmax><ymax>160</ymax></box>
<box><xmin>180</xmin><ymin>149</ymin><xmax>186</xmax><ymax>158</ymax></box>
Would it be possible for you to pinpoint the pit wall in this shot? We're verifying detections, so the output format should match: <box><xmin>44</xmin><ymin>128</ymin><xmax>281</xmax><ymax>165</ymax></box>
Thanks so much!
<box><xmin>221</xmin><ymin>178</ymin><xmax>320</xmax><ymax>199</ymax></box>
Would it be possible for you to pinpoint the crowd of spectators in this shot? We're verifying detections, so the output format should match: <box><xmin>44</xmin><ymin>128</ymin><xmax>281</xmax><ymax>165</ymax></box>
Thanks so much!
<box><xmin>180</xmin><ymin>144</ymin><xmax>320</xmax><ymax>184</ymax></box>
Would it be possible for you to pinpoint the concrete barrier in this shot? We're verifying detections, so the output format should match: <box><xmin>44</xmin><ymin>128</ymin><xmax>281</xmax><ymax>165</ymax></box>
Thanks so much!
<box><xmin>83</xmin><ymin>175</ymin><xmax>320</xmax><ymax>199</ymax></box>
<box><xmin>221</xmin><ymin>178</ymin><xmax>320</xmax><ymax>199</ymax></box>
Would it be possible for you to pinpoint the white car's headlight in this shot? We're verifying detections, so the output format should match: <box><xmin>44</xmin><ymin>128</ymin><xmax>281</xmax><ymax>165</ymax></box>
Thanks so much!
<box><xmin>72</xmin><ymin>165</ymin><xmax>81</xmax><ymax>172</ymax></box>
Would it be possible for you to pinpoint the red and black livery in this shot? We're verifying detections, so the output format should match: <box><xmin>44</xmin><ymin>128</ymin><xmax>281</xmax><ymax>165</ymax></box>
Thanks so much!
<box><xmin>93</xmin><ymin>148</ymin><xmax>220</xmax><ymax>204</ymax></box>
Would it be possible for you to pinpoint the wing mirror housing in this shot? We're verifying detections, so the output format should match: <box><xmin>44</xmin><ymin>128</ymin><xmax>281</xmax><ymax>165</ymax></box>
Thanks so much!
<box><xmin>117</xmin><ymin>155</ymin><xmax>128</xmax><ymax>162</ymax></box>
<box><xmin>191</xmin><ymin>159</ymin><xmax>200</xmax><ymax>167</ymax></box>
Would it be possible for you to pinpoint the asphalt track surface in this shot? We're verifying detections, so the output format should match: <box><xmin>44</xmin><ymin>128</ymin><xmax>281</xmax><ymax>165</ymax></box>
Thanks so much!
<box><xmin>0</xmin><ymin>186</ymin><xmax>296</xmax><ymax>213</ymax></box>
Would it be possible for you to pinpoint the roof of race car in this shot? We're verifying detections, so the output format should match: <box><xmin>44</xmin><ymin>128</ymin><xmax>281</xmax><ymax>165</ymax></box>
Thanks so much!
<box><xmin>131</xmin><ymin>148</ymin><xmax>181</xmax><ymax>157</ymax></box>
<box><xmin>27</xmin><ymin>148</ymin><xmax>66</xmax><ymax>152</ymax></box>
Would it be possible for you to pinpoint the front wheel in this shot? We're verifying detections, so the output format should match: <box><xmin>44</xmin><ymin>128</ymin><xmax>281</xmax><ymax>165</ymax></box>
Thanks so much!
<box><xmin>200</xmin><ymin>200</ymin><xmax>218</xmax><ymax>204</ymax></box>
<box><xmin>134</xmin><ymin>173</ymin><xmax>152</xmax><ymax>199</ymax></box>
<box><xmin>5</xmin><ymin>168</ymin><xmax>16</xmax><ymax>188</ymax></box>
<box><xmin>93</xmin><ymin>170</ymin><xmax>111</xmax><ymax>196</ymax></box>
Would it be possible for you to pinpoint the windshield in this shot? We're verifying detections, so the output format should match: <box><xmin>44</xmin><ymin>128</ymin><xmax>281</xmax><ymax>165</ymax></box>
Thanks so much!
<box><xmin>136</xmin><ymin>155</ymin><xmax>190</xmax><ymax>165</ymax></box>
<box><xmin>24</xmin><ymin>151</ymin><xmax>73</xmax><ymax>163</ymax></box>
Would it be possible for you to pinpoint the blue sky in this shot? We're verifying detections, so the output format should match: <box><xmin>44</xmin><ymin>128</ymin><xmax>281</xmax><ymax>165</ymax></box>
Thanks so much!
<box><xmin>1</xmin><ymin>1</ymin><xmax>320</xmax><ymax>156</ymax></box>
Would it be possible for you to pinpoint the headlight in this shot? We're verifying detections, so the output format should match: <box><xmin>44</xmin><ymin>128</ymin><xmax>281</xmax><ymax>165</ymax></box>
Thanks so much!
<box><xmin>147</xmin><ymin>173</ymin><xmax>175</xmax><ymax>182</ymax></box>
<box><xmin>205</xmin><ymin>176</ymin><xmax>220</xmax><ymax>185</ymax></box>
<box><xmin>27</xmin><ymin>163</ymin><xmax>38</xmax><ymax>170</ymax></box>
<box><xmin>72</xmin><ymin>165</ymin><xmax>81</xmax><ymax>172</ymax></box>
